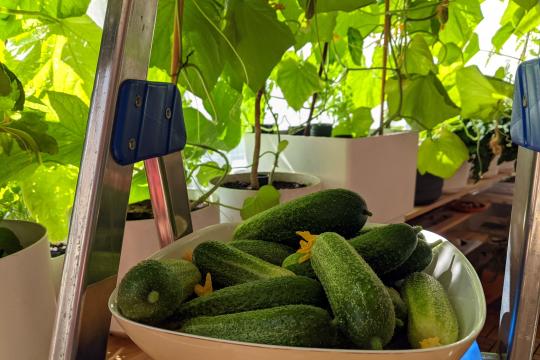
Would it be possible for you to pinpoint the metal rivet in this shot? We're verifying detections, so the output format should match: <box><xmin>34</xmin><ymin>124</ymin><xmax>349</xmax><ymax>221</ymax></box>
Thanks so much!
<box><xmin>135</xmin><ymin>95</ymin><xmax>142</xmax><ymax>108</ymax></box>
<box><xmin>128</xmin><ymin>138</ymin><xmax>137</xmax><ymax>150</ymax></box>
<box><xmin>165</xmin><ymin>107</ymin><xmax>172</xmax><ymax>120</ymax></box>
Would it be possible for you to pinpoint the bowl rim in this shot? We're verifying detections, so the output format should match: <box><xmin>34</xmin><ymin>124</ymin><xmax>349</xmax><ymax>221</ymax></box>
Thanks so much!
<box><xmin>109</xmin><ymin>229</ymin><xmax>487</xmax><ymax>355</ymax></box>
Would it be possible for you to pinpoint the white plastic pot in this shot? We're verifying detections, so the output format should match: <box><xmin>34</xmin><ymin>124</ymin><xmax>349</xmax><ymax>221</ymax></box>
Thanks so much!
<box><xmin>498</xmin><ymin>160</ymin><xmax>516</xmax><ymax>174</ymax></box>
<box><xmin>443</xmin><ymin>162</ymin><xmax>472</xmax><ymax>194</ymax></box>
<box><xmin>213</xmin><ymin>172</ymin><xmax>322</xmax><ymax>223</ymax></box>
<box><xmin>482</xmin><ymin>155</ymin><xmax>500</xmax><ymax>178</ymax></box>
<box><xmin>244</xmin><ymin>132</ymin><xmax>418</xmax><ymax>223</ymax></box>
<box><xmin>110</xmin><ymin>223</ymin><xmax>486</xmax><ymax>360</ymax></box>
<box><xmin>0</xmin><ymin>220</ymin><xmax>57</xmax><ymax>360</ymax></box>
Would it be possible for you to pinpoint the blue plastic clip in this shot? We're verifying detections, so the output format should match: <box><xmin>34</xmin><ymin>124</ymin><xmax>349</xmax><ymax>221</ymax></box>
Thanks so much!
<box><xmin>511</xmin><ymin>59</ymin><xmax>540</xmax><ymax>152</ymax></box>
<box><xmin>111</xmin><ymin>79</ymin><xmax>186</xmax><ymax>165</ymax></box>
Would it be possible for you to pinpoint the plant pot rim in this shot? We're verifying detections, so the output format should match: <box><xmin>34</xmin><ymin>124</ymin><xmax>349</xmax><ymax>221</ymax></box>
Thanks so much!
<box><xmin>0</xmin><ymin>220</ymin><xmax>47</xmax><ymax>262</ymax></box>
<box><xmin>254</xmin><ymin>130</ymin><xmax>418</xmax><ymax>140</ymax></box>
<box><xmin>210</xmin><ymin>171</ymin><xmax>321</xmax><ymax>190</ymax></box>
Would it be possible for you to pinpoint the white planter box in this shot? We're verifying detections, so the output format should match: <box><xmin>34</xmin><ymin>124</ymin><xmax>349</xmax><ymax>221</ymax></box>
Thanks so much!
<box><xmin>443</xmin><ymin>162</ymin><xmax>472</xmax><ymax>194</ymax></box>
<box><xmin>214</xmin><ymin>172</ymin><xmax>321</xmax><ymax>223</ymax></box>
<box><xmin>0</xmin><ymin>220</ymin><xmax>56</xmax><ymax>360</ymax></box>
<box><xmin>245</xmin><ymin>132</ymin><xmax>418</xmax><ymax>223</ymax></box>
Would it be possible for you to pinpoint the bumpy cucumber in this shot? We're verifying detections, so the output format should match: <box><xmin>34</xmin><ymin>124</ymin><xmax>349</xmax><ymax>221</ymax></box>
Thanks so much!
<box><xmin>193</xmin><ymin>241</ymin><xmax>294</xmax><ymax>287</ymax></box>
<box><xmin>349</xmin><ymin>223</ymin><xmax>418</xmax><ymax>275</ymax></box>
<box><xmin>402</xmin><ymin>272</ymin><xmax>459</xmax><ymax>348</ymax></box>
<box><xmin>281</xmin><ymin>252</ymin><xmax>316</xmax><ymax>278</ymax></box>
<box><xmin>387</xmin><ymin>287</ymin><xmax>407</xmax><ymax>326</ymax></box>
<box><xmin>178</xmin><ymin>276</ymin><xmax>325</xmax><ymax>318</ymax></box>
<box><xmin>179</xmin><ymin>305</ymin><xmax>337</xmax><ymax>348</ymax></box>
<box><xmin>229</xmin><ymin>240</ymin><xmax>295</xmax><ymax>265</ymax></box>
<box><xmin>233</xmin><ymin>189</ymin><xmax>371</xmax><ymax>248</ymax></box>
<box><xmin>117</xmin><ymin>259</ymin><xmax>201</xmax><ymax>325</ymax></box>
<box><xmin>382</xmin><ymin>237</ymin><xmax>434</xmax><ymax>282</ymax></box>
<box><xmin>311</xmin><ymin>232</ymin><xmax>395</xmax><ymax>349</ymax></box>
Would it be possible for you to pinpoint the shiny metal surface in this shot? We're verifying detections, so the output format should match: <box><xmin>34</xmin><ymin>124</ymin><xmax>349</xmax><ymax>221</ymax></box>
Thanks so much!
<box><xmin>145</xmin><ymin>153</ymin><xmax>192</xmax><ymax>248</ymax></box>
<box><xmin>49</xmin><ymin>1</ymin><xmax>158</xmax><ymax>359</ymax></box>
<box><xmin>500</xmin><ymin>147</ymin><xmax>540</xmax><ymax>359</ymax></box>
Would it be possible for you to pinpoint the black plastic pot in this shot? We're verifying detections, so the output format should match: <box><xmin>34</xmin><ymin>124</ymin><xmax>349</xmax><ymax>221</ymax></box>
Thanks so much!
<box><xmin>309</xmin><ymin>123</ymin><xmax>333</xmax><ymax>137</ymax></box>
<box><xmin>414</xmin><ymin>171</ymin><xmax>444</xmax><ymax>206</ymax></box>
<box><xmin>288</xmin><ymin>126</ymin><xmax>306</xmax><ymax>136</ymax></box>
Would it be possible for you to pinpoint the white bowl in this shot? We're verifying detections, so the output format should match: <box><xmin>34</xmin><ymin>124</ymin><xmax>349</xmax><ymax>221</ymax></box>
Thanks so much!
<box><xmin>110</xmin><ymin>223</ymin><xmax>486</xmax><ymax>360</ymax></box>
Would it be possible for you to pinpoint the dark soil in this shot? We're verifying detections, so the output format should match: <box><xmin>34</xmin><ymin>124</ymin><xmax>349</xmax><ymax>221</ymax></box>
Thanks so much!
<box><xmin>50</xmin><ymin>242</ymin><xmax>67</xmax><ymax>258</ymax></box>
<box><xmin>126</xmin><ymin>198</ymin><xmax>207</xmax><ymax>221</ymax></box>
<box><xmin>221</xmin><ymin>180</ymin><xmax>307</xmax><ymax>190</ymax></box>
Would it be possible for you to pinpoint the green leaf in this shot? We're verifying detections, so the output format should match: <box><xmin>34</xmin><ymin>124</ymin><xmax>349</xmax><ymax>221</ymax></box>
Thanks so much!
<box><xmin>332</xmin><ymin>107</ymin><xmax>372</xmax><ymax>138</ymax></box>
<box><xmin>515</xmin><ymin>4</ymin><xmax>540</xmax><ymax>35</ymax></box>
<box><xmin>438</xmin><ymin>42</ymin><xmax>462</xmax><ymax>66</ymax></box>
<box><xmin>46</xmin><ymin>91</ymin><xmax>88</xmax><ymax>167</ymax></box>
<box><xmin>492</xmin><ymin>23</ymin><xmax>515</xmax><ymax>52</ymax></box>
<box><xmin>456</xmin><ymin>66</ymin><xmax>510</xmax><ymax>121</ymax></box>
<box><xmin>295</xmin><ymin>12</ymin><xmax>337</xmax><ymax>48</ymax></box>
<box><xmin>404</xmin><ymin>34</ymin><xmax>436</xmax><ymax>75</ymax></box>
<box><xmin>20</xmin><ymin>164</ymin><xmax>78</xmax><ymax>243</ymax></box>
<box><xmin>129</xmin><ymin>168</ymin><xmax>150</xmax><ymax>204</ymax></box>
<box><xmin>179</xmin><ymin>0</ymin><xmax>228</xmax><ymax>98</ymax></box>
<box><xmin>196</xmin><ymin>161</ymin><xmax>226</xmax><ymax>187</ymax></box>
<box><xmin>276</xmin><ymin>55</ymin><xmax>322</xmax><ymax>111</ymax></box>
<box><xmin>0</xmin><ymin>62</ymin><xmax>24</xmax><ymax>111</ymax></box>
<box><xmin>183</xmin><ymin>107</ymin><xmax>220</xmax><ymax>148</ymax></box>
<box><xmin>417</xmin><ymin>128</ymin><xmax>469</xmax><ymax>179</ymax></box>
<box><xmin>439</xmin><ymin>0</ymin><xmax>483</xmax><ymax>47</ymax></box>
<box><xmin>512</xmin><ymin>0</ymin><xmax>537</xmax><ymax>10</ymax></box>
<box><xmin>0</xmin><ymin>0</ymin><xmax>91</xmax><ymax>18</ymax></box>
<box><xmin>148</xmin><ymin>0</ymin><xmax>175</xmax><ymax>73</ymax></box>
<box><xmin>346</xmin><ymin>69</ymin><xmax>381</xmax><ymax>108</ymax></box>
<box><xmin>224</xmin><ymin>0</ymin><xmax>295</xmax><ymax>91</ymax></box>
<box><xmin>462</xmin><ymin>33</ymin><xmax>479</xmax><ymax>63</ymax></box>
<box><xmin>240</xmin><ymin>185</ymin><xmax>280</xmax><ymax>220</ymax></box>
<box><xmin>347</xmin><ymin>27</ymin><xmax>363</xmax><ymax>66</ymax></box>
<box><xmin>7</xmin><ymin>111</ymin><xmax>58</xmax><ymax>155</ymax></box>
<box><xmin>297</xmin><ymin>0</ymin><xmax>375</xmax><ymax>14</ymax></box>
<box><xmin>277</xmin><ymin>139</ymin><xmax>289</xmax><ymax>153</ymax></box>
<box><xmin>387</xmin><ymin>73</ymin><xmax>460</xmax><ymax>130</ymax></box>
<box><xmin>335</xmin><ymin>5</ymin><xmax>381</xmax><ymax>39</ymax></box>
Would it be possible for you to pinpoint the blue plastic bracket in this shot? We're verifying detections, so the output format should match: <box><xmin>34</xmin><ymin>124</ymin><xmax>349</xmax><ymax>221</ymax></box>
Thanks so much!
<box><xmin>111</xmin><ymin>79</ymin><xmax>186</xmax><ymax>165</ymax></box>
<box><xmin>511</xmin><ymin>59</ymin><xmax>540</xmax><ymax>152</ymax></box>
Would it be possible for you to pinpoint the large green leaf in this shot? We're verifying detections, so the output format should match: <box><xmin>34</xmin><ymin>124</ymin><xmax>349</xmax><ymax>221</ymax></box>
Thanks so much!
<box><xmin>512</xmin><ymin>0</ymin><xmax>537</xmax><ymax>10</ymax></box>
<box><xmin>295</xmin><ymin>11</ymin><xmax>337</xmax><ymax>48</ymax></box>
<box><xmin>492</xmin><ymin>23</ymin><xmax>515</xmax><ymax>52</ymax></box>
<box><xmin>456</xmin><ymin>66</ymin><xmax>510</xmax><ymax>121</ymax></box>
<box><xmin>417</xmin><ymin>128</ymin><xmax>469</xmax><ymax>179</ymax></box>
<box><xmin>335</xmin><ymin>4</ymin><xmax>381</xmax><ymax>39</ymax></box>
<box><xmin>515</xmin><ymin>4</ymin><xmax>540</xmax><ymax>35</ymax></box>
<box><xmin>346</xmin><ymin>69</ymin><xmax>381</xmax><ymax>108</ymax></box>
<box><xmin>148</xmin><ymin>0</ymin><xmax>175</xmax><ymax>73</ymax></box>
<box><xmin>2</xmin><ymin>15</ymin><xmax>101</xmax><ymax>102</ymax></box>
<box><xmin>224</xmin><ymin>0</ymin><xmax>295</xmax><ymax>91</ymax></box>
<box><xmin>179</xmin><ymin>0</ymin><xmax>227</xmax><ymax>98</ymax></box>
<box><xmin>438</xmin><ymin>0</ymin><xmax>483</xmax><ymax>47</ymax></box>
<box><xmin>462</xmin><ymin>33</ymin><xmax>479</xmax><ymax>63</ymax></box>
<box><xmin>296</xmin><ymin>0</ymin><xmax>375</xmax><ymax>14</ymax></box>
<box><xmin>0</xmin><ymin>62</ymin><xmax>24</xmax><ymax>111</ymax></box>
<box><xmin>240</xmin><ymin>185</ymin><xmax>280</xmax><ymax>220</ymax></box>
<box><xmin>46</xmin><ymin>91</ymin><xmax>88</xmax><ymax>167</ymax></box>
<box><xmin>0</xmin><ymin>0</ymin><xmax>91</xmax><ymax>19</ymax></box>
<box><xmin>347</xmin><ymin>27</ymin><xmax>363</xmax><ymax>66</ymax></box>
<box><xmin>404</xmin><ymin>35</ymin><xmax>436</xmax><ymax>76</ymax></box>
<box><xmin>7</xmin><ymin>111</ymin><xmax>58</xmax><ymax>155</ymax></box>
<box><xmin>332</xmin><ymin>107</ymin><xmax>372</xmax><ymax>138</ymax></box>
<box><xmin>386</xmin><ymin>72</ymin><xmax>460</xmax><ymax>130</ymax></box>
<box><xmin>20</xmin><ymin>164</ymin><xmax>78</xmax><ymax>243</ymax></box>
<box><xmin>276</xmin><ymin>55</ymin><xmax>322</xmax><ymax>111</ymax></box>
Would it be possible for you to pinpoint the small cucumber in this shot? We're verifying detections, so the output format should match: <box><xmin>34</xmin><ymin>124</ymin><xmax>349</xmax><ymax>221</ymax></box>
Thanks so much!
<box><xmin>177</xmin><ymin>276</ymin><xmax>325</xmax><ymax>319</ymax></box>
<box><xmin>382</xmin><ymin>237</ymin><xmax>434</xmax><ymax>283</ymax></box>
<box><xmin>193</xmin><ymin>241</ymin><xmax>294</xmax><ymax>287</ymax></box>
<box><xmin>229</xmin><ymin>240</ymin><xmax>295</xmax><ymax>265</ymax></box>
<box><xmin>349</xmin><ymin>223</ymin><xmax>418</xmax><ymax>275</ymax></box>
<box><xmin>117</xmin><ymin>259</ymin><xmax>201</xmax><ymax>325</ymax></box>
<box><xmin>311</xmin><ymin>232</ymin><xmax>395</xmax><ymax>349</ymax></box>
<box><xmin>179</xmin><ymin>304</ymin><xmax>337</xmax><ymax>348</ymax></box>
<box><xmin>282</xmin><ymin>252</ymin><xmax>316</xmax><ymax>278</ymax></box>
<box><xmin>233</xmin><ymin>189</ymin><xmax>371</xmax><ymax>248</ymax></box>
<box><xmin>387</xmin><ymin>286</ymin><xmax>407</xmax><ymax>326</ymax></box>
<box><xmin>402</xmin><ymin>272</ymin><xmax>459</xmax><ymax>348</ymax></box>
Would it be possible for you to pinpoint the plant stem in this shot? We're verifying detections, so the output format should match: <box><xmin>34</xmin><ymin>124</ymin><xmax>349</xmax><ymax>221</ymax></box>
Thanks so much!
<box><xmin>0</xmin><ymin>7</ymin><xmax>59</xmax><ymax>23</ymax></box>
<box><xmin>187</xmin><ymin>143</ymin><xmax>231</xmax><ymax>211</ymax></box>
<box><xmin>304</xmin><ymin>42</ymin><xmax>329</xmax><ymax>136</ymax></box>
<box><xmin>171</xmin><ymin>0</ymin><xmax>185</xmax><ymax>83</ymax></box>
<box><xmin>377</xmin><ymin>0</ymin><xmax>391</xmax><ymax>136</ymax></box>
<box><xmin>265</xmin><ymin>93</ymin><xmax>282</xmax><ymax>185</ymax></box>
<box><xmin>250</xmin><ymin>88</ymin><xmax>265</xmax><ymax>190</ymax></box>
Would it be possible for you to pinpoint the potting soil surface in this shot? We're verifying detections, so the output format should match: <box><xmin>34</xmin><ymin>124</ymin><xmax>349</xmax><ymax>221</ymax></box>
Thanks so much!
<box><xmin>221</xmin><ymin>180</ymin><xmax>307</xmax><ymax>190</ymax></box>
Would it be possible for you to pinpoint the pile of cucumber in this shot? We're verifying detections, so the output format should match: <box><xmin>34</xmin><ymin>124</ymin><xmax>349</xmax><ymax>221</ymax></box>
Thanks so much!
<box><xmin>116</xmin><ymin>189</ymin><xmax>459</xmax><ymax>350</ymax></box>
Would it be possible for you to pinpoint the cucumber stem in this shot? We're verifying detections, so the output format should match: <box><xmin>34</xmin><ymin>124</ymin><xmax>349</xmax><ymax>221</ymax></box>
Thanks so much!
<box><xmin>429</xmin><ymin>239</ymin><xmax>444</xmax><ymax>249</ymax></box>
<box><xmin>395</xmin><ymin>318</ymin><xmax>404</xmax><ymax>328</ymax></box>
<box><xmin>370</xmin><ymin>337</ymin><xmax>383</xmax><ymax>350</ymax></box>
<box><xmin>363</xmin><ymin>209</ymin><xmax>373</xmax><ymax>217</ymax></box>
<box><xmin>147</xmin><ymin>290</ymin><xmax>160</xmax><ymax>304</ymax></box>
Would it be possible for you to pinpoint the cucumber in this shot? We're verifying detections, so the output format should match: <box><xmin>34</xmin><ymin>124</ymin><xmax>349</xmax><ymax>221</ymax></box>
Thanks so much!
<box><xmin>229</xmin><ymin>240</ymin><xmax>295</xmax><ymax>265</ymax></box>
<box><xmin>387</xmin><ymin>287</ymin><xmax>407</xmax><ymax>325</ymax></box>
<box><xmin>281</xmin><ymin>252</ymin><xmax>316</xmax><ymax>278</ymax></box>
<box><xmin>311</xmin><ymin>232</ymin><xmax>395</xmax><ymax>349</ymax></box>
<box><xmin>402</xmin><ymin>272</ymin><xmax>459</xmax><ymax>348</ymax></box>
<box><xmin>233</xmin><ymin>189</ymin><xmax>371</xmax><ymax>248</ymax></box>
<box><xmin>177</xmin><ymin>276</ymin><xmax>325</xmax><ymax>318</ymax></box>
<box><xmin>117</xmin><ymin>259</ymin><xmax>201</xmax><ymax>325</ymax></box>
<box><xmin>179</xmin><ymin>305</ymin><xmax>337</xmax><ymax>348</ymax></box>
<box><xmin>382</xmin><ymin>237</ymin><xmax>434</xmax><ymax>283</ymax></box>
<box><xmin>192</xmin><ymin>241</ymin><xmax>294</xmax><ymax>287</ymax></box>
<box><xmin>349</xmin><ymin>223</ymin><xmax>418</xmax><ymax>275</ymax></box>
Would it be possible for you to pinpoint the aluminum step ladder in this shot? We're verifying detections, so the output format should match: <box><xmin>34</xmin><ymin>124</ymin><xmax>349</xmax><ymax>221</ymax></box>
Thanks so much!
<box><xmin>48</xmin><ymin>0</ymin><xmax>540</xmax><ymax>359</ymax></box>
